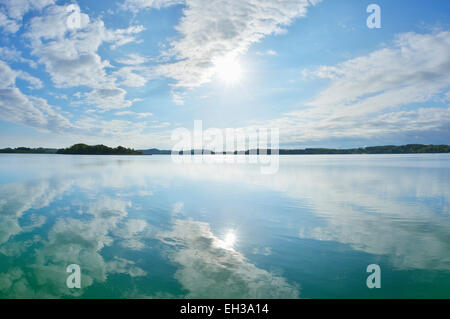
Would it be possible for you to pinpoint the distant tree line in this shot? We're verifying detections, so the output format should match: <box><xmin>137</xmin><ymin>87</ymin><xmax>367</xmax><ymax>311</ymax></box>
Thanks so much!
<box><xmin>56</xmin><ymin>144</ymin><xmax>143</xmax><ymax>155</ymax></box>
<box><xmin>0</xmin><ymin>147</ymin><xmax>57</xmax><ymax>154</ymax></box>
<box><xmin>152</xmin><ymin>144</ymin><xmax>450</xmax><ymax>155</ymax></box>
<box><xmin>1</xmin><ymin>144</ymin><xmax>449</xmax><ymax>155</ymax></box>
<box><xmin>0</xmin><ymin>144</ymin><xmax>143</xmax><ymax>155</ymax></box>
<box><xmin>276</xmin><ymin>144</ymin><xmax>450</xmax><ymax>155</ymax></box>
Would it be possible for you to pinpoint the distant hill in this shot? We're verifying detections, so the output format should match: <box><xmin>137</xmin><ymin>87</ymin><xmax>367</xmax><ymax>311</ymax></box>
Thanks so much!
<box><xmin>142</xmin><ymin>144</ymin><xmax>450</xmax><ymax>155</ymax></box>
<box><xmin>57</xmin><ymin>144</ymin><xmax>143</xmax><ymax>155</ymax></box>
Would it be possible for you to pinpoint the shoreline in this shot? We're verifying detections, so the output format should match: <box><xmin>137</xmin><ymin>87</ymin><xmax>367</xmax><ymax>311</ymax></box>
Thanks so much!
<box><xmin>1</xmin><ymin>152</ymin><xmax>449</xmax><ymax>156</ymax></box>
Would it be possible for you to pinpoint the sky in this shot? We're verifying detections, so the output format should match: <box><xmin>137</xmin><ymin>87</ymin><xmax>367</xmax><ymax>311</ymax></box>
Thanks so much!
<box><xmin>0</xmin><ymin>0</ymin><xmax>449</xmax><ymax>149</ymax></box>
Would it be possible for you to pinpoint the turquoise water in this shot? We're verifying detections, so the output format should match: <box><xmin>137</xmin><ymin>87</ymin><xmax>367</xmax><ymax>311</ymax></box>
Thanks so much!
<box><xmin>0</xmin><ymin>154</ymin><xmax>449</xmax><ymax>299</ymax></box>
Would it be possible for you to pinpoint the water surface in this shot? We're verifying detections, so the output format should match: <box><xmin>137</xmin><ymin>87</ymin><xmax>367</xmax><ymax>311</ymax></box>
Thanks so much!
<box><xmin>0</xmin><ymin>154</ymin><xmax>449</xmax><ymax>298</ymax></box>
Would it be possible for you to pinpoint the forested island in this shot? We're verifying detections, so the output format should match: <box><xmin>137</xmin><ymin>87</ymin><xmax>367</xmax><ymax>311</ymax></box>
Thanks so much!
<box><xmin>57</xmin><ymin>144</ymin><xmax>143</xmax><ymax>155</ymax></box>
<box><xmin>0</xmin><ymin>144</ymin><xmax>449</xmax><ymax>155</ymax></box>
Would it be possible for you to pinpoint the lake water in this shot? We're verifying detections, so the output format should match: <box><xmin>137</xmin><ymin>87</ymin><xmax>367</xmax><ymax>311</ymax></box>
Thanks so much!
<box><xmin>0</xmin><ymin>154</ymin><xmax>449</xmax><ymax>299</ymax></box>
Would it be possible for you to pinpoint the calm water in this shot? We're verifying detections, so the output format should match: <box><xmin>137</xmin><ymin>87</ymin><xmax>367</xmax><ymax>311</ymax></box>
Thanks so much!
<box><xmin>0</xmin><ymin>154</ymin><xmax>449</xmax><ymax>299</ymax></box>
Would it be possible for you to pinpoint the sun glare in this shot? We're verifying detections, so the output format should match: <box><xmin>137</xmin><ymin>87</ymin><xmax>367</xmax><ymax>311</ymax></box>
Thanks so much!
<box><xmin>213</xmin><ymin>54</ymin><xmax>243</xmax><ymax>85</ymax></box>
<box><xmin>217</xmin><ymin>230</ymin><xmax>237</xmax><ymax>250</ymax></box>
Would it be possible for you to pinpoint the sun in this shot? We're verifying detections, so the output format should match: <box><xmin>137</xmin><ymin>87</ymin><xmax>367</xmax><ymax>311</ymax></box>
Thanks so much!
<box><xmin>213</xmin><ymin>54</ymin><xmax>243</xmax><ymax>85</ymax></box>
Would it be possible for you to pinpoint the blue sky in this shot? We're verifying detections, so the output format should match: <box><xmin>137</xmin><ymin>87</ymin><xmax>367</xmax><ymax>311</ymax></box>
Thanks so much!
<box><xmin>0</xmin><ymin>0</ymin><xmax>449</xmax><ymax>149</ymax></box>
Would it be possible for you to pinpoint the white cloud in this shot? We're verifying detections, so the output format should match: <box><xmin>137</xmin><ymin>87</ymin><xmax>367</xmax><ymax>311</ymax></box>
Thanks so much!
<box><xmin>0</xmin><ymin>61</ymin><xmax>155</xmax><ymax>140</ymax></box>
<box><xmin>0</xmin><ymin>0</ymin><xmax>54</xmax><ymax>33</ymax></box>
<box><xmin>170</xmin><ymin>89</ymin><xmax>186</xmax><ymax>106</ymax></box>
<box><xmin>110</xmin><ymin>25</ymin><xmax>146</xmax><ymax>49</ymax></box>
<box><xmin>0</xmin><ymin>178</ymin><xmax>72</xmax><ymax>246</ymax></box>
<box><xmin>78</xmin><ymin>88</ymin><xmax>136</xmax><ymax>111</ymax></box>
<box><xmin>122</xmin><ymin>0</ymin><xmax>185</xmax><ymax>13</ymax></box>
<box><xmin>28</xmin><ymin>196</ymin><xmax>138</xmax><ymax>297</ymax></box>
<box><xmin>16</xmin><ymin>72</ymin><xmax>43</xmax><ymax>90</ymax></box>
<box><xmin>0</xmin><ymin>47</ymin><xmax>37</xmax><ymax>68</ymax></box>
<box><xmin>0</xmin><ymin>88</ymin><xmax>76</xmax><ymax>133</ymax></box>
<box><xmin>0</xmin><ymin>60</ymin><xmax>42</xmax><ymax>89</ymax></box>
<box><xmin>305</xmin><ymin>31</ymin><xmax>450</xmax><ymax>113</ymax></box>
<box><xmin>0</xmin><ymin>179</ymin><xmax>152</xmax><ymax>297</ymax></box>
<box><xmin>252</xmin><ymin>247</ymin><xmax>272</xmax><ymax>256</ymax></box>
<box><xmin>0</xmin><ymin>85</ymin><xmax>161</xmax><ymax>144</ymax></box>
<box><xmin>0</xmin><ymin>60</ymin><xmax>18</xmax><ymax>88</ymax></box>
<box><xmin>114</xmin><ymin>66</ymin><xmax>152</xmax><ymax>87</ymax></box>
<box><xmin>130</xmin><ymin>0</ymin><xmax>320</xmax><ymax>89</ymax></box>
<box><xmin>0</xmin><ymin>0</ymin><xmax>54</xmax><ymax>20</ymax></box>
<box><xmin>24</xmin><ymin>3</ymin><xmax>145</xmax><ymax>110</ymax></box>
<box><xmin>0</xmin><ymin>60</ymin><xmax>74</xmax><ymax>132</ymax></box>
<box><xmin>112</xmin><ymin>219</ymin><xmax>149</xmax><ymax>250</ymax></box>
<box><xmin>116</xmin><ymin>53</ymin><xmax>150</xmax><ymax>65</ymax></box>
<box><xmin>294</xmin><ymin>169</ymin><xmax>450</xmax><ymax>271</ymax></box>
<box><xmin>157</xmin><ymin>218</ymin><xmax>300</xmax><ymax>298</ymax></box>
<box><xmin>25</xmin><ymin>6</ymin><xmax>107</xmax><ymax>89</ymax></box>
<box><xmin>172</xmin><ymin>202</ymin><xmax>184</xmax><ymax>215</ymax></box>
<box><xmin>251</xmin><ymin>31</ymin><xmax>450</xmax><ymax>145</ymax></box>
<box><xmin>150</xmin><ymin>121</ymin><xmax>171</xmax><ymax>129</ymax></box>
<box><xmin>115</xmin><ymin>111</ymin><xmax>153</xmax><ymax>118</ymax></box>
<box><xmin>72</xmin><ymin>117</ymin><xmax>164</xmax><ymax>144</ymax></box>
<box><xmin>256</xmin><ymin>49</ymin><xmax>277</xmax><ymax>56</ymax></box>
<box><xmin>106</xmin><ymin>257</ymin><xmax>147</xmax><ymax>277</ymax></box>
<box><xmin>0</xmin><ymin>11</ymin><xmax>20</xmax><ymax>33</ymax></box>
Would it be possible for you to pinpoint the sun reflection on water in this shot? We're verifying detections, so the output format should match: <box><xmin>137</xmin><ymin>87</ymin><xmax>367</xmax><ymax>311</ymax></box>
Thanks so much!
<box><xmin>217</xmin><ymin>230</ymin><xmax>237</xmax><ymax>250</ymax></box>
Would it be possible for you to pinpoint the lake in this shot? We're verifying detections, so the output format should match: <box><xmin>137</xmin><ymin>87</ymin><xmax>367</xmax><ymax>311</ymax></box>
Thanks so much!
<box><xmin>0</xmin><ymin>154</ymin><xmax>449</xmax><ymax>299</ymax></box>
